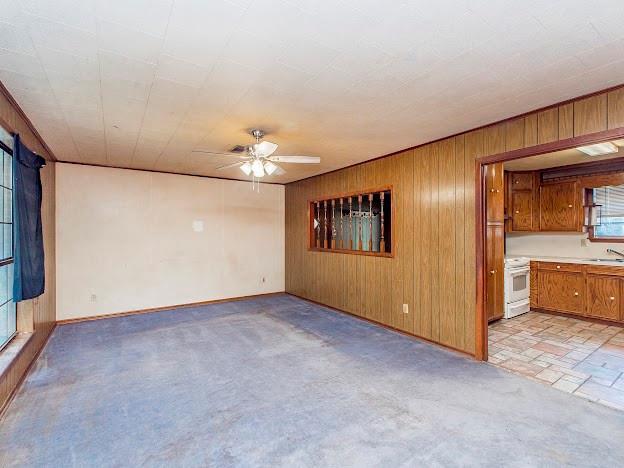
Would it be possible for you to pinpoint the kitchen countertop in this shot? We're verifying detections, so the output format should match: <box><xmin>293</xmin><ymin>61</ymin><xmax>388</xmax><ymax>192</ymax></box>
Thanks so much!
<box><xmin>506</xmin><ymin>254</ymin><xmax>624</xmax><ymax>267</ymax></box>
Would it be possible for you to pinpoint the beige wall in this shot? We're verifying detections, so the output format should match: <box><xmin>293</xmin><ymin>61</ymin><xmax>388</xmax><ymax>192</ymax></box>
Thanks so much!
<box><xmin>56</xmin><ymin>163</ymin><xmax>284</xmax><ymax>320</ymax></box>
<box><xmin>507</xmin><ymin>232</ymin><xmax>624</xmax><ymax>259</ymax></box>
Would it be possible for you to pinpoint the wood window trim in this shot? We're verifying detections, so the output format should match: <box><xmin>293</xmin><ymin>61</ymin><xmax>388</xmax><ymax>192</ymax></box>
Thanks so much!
<box><xmin>307</xmin><ymin>185</ymin><xmax>394</xmax><ymax>258</ymax></box>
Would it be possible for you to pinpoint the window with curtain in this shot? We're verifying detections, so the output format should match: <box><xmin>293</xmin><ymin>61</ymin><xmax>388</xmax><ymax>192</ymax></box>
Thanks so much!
<box><xmin>0</xmin><ymin>141</ymin><xmax>15</xmax><ymax>350</ymax></box>
<box><xmin>592</xmin><ymin>184</ymin><xmax>624</xmax><ymax>240</ymax></box>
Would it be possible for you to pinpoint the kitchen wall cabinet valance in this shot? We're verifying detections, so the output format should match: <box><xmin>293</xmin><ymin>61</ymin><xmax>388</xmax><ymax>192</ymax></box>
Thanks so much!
<box><xmin>309</xmin><ymin>187</ymin><xmax>392</xmax><ymax>257</ymax></box>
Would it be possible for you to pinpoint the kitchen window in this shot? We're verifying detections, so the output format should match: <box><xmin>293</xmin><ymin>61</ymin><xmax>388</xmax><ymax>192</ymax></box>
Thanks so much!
<box><xmin>589</xmin><ymin>184</ymin><xmax>624</xmax><ymax>242</ymax></box>
<box><xmin>0</xmin><ymin>140</ymin><xmax>15</xmax><ymax>351</ymax></box>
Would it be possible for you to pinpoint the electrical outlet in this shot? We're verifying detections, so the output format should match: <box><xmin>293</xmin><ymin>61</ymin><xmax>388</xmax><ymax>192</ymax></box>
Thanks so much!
<box><xmin>402</xmin><ymin>303</ymin><xmax>409</xmax><ymax>314</ymax></box>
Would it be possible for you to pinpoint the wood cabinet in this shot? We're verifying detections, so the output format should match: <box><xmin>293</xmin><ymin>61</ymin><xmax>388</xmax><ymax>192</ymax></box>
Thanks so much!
<box><xmin>506</xmin><ymin>171</ymin><xmax>539</xmax><ymax>231</ymax></box>
<box><xmin>537</xmin><ymin>269</ymin><xmax>585</xmax><ymax>314</ymax></box>
<box><xmin>530</xmin><ymin>261</ymin><xmax>538</xmax><ymax>309</ymax></box>
<box><xmin>511</xmin><ymin>191</ymin><xmax>534</xmax><ymax>231</ymax></box>
<box><xmin>539</xmin><ymin>181</ymin><xmax>582</xmax><ymax>231</ymax></box>
<box><xmin>511</xmin><ymin>172</ymin><xmax>533</xmax><ymax>190</ymax></box>
<box><xmin>486</xmin><ymin>224</ymin><xmax>504</xmax><ymax>322</ymax></box>
<box><xmin>505</xmin><ymin>171</ymin><xmax>583</xmax><ymax>233</ymax></box>
<box><xmin>532</xmin><ymin>262</ymin><xmax>624</xmax><ymax>323</ymax></box>
<box><xmin>586</xmin><ymin>274</ymin><xmax>620</xmax><ymax>321</ymax></box>
<box><xmin>485</xmin><ymin>163</ymin><xmax>504</xmax><ymax>224</ymax></box>
<box><xmin>485</xmin><ymin>162</ymin><xmax>504</xmax><ymax>322</ymax></box>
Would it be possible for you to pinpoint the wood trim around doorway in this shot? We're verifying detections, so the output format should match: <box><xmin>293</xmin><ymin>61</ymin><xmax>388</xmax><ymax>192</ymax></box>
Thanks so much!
<box><xmin>474</xmin><ymin>126</ymin><xmax>624</xmax><ymax>361</ymax></box>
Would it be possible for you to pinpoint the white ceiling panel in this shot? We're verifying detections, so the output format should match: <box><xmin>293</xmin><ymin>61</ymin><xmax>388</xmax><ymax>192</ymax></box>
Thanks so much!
<box><xmin>97</xmin><ymin>20</ymin><xmax>162</xmax><ymax>64</ymax></box>
<box><xmin>1</xmin><ymin>0</ymin><xmax>623</xmax><ymax>183</ymax></box>
<box><xmin>95</xmin><ymin>0</ymin><xmax>173</xmax><ymax>38</ymax></box>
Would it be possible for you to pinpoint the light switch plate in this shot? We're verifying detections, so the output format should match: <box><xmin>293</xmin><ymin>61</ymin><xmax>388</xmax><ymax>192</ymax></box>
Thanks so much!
<box><xmin>402</xmin><ymin>304</ymin><xmax>409</xmax><ymax>314</ymax></box>
<box><xmin>192</xmin><ymin>220</ymin><xmax>204</xmax><ymax>232</ymax></box>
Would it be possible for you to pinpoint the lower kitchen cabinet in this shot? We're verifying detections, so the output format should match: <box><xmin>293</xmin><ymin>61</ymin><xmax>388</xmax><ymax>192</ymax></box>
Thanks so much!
<box><xmin>532</xmin><ymin>262</ymin><xmax>624</xmax><ymax>323</ymax></box>
<box><xmin>537</xmin><ymin>270</ymin><xmax>585</xmax><ymax>314</ymax></box>
<box><xmin>586</xmin><ymin>274</ymin><xmax>620</xmax><ymax>321</ymax></box>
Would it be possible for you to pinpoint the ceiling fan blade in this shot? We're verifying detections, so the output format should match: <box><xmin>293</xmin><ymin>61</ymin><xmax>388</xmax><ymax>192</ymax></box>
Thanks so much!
<box><xmin>253</xmin><ymin>141</ymin><xmax>278</xmax><ymax>157</ymax></box>
<box><xmin>192</xmin><ymin>150</ymin><xmax>246</xmax><ymax>157</ymax></box>
<box><xmin>216</xmin><ymin>161</ymin><xmax>244</xmax><ymax>171</ymax></box>
<box><xmin>268</xmin><ymin>155</ymin><xmax>320</xmax><ymax>164</ymax></box>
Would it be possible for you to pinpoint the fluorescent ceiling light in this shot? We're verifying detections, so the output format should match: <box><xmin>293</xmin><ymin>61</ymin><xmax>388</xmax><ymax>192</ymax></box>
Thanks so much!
<box><xmin>251</xmin><ymin>159</ymin><xmax>264</xmax><ymax>177</ymax></box>
<box><xmin>240</xmin><ymin>161</ymin><xmax>252</xmax><ymax>175</ymax></box>
<box><xmin>577</xmin><ymin>142</ymin><xmax>618</xmax><ymax>156</ymax></box>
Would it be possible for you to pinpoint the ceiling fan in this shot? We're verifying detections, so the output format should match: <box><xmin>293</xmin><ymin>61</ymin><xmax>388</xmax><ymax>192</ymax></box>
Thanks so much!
<box><xmin>192</xmin><ymin>129</ymin><xmax>320</xmax><ymax>179</ymax></box>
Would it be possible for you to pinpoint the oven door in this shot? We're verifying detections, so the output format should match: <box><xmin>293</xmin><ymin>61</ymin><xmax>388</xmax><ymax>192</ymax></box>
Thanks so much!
<box><xmin>505</xmin><ymin>267</ymin><xmax>530</xmax><ymax>303</ymax></box>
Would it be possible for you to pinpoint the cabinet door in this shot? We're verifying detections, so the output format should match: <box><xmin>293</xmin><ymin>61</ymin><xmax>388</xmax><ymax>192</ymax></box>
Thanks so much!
<box><xmin>511</xmin><ymin>190</ymin><xmax>533</xmax><ymax>231</ymax></box>
<box><xmin>486</xmin><ymin>225</ymin><xmax>504</xmax><ymax>321</ymax></box>
<box><xmin>511</xmin><ymin>172</ymin><xmax>533</xmax><ymax>190</ymax></box>
<box><xmin>539</xmin><ymin>181</ymin><xmax>581</xmax><ymax>231</ymax></box>
<box><xmin>586</xmin><ymin>275</ymin><xmax>620</xmax><ymax>321</ymax></box>
<box><xmin>485</xmin><ymin>163</ymin><xmax>504</xmax><ymax>223</ymax></box>
<box><xmin>530</xmin><ymin>263</ymin><xmax>538</xmax><ymax>309</ymax></box>
<box><xmin>537</xmin><ymin>270</ymin><xmax>584</xmax><ymax>313</ymax></box>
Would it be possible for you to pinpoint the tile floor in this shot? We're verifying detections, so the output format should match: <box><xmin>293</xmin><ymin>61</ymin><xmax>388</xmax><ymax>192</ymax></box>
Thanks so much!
<box><xmin>489</xmin><ymin>311</ymin><xmax>624</xmax><ymax>411</ymax></box>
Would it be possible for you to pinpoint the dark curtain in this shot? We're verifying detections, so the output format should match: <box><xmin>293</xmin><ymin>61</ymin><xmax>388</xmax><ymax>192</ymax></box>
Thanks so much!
<box><xmin>13</xmin><ymin>134</ymin><xmax>46</xmax><ymax>301</ymax></box>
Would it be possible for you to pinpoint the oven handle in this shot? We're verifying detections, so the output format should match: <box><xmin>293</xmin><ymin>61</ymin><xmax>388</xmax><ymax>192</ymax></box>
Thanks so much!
<box><xmin>506</xmin><ymin>267</ymin><xmax>529</xmax><ymax>277</ymax></box>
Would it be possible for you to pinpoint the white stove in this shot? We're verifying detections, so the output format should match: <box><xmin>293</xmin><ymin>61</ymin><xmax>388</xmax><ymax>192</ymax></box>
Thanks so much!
<box><xmin>504</xmin><ymin>257</ymin><xmax>530</xmax><ymax>319</ymax></box>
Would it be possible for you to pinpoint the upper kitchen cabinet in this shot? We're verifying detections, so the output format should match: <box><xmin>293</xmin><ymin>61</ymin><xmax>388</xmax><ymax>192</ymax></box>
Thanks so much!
<box><xmin>507</xmin><ymin>171</ymin><xmax>539</xmax><ymax>231</ymax></box>
<box><xmin>539</xmin><ymin>180</ymin><xmax>582</xmax><ymax>232</ymax></box>
<box><xmin>485</xmin><ymin>162</ymin><xmax>504</xmax><ymax>224</ymax></box>
<box><xmin>505</xmin><ymin>171</ymin><xmax>584</xmax><ymax>233</ymax></box>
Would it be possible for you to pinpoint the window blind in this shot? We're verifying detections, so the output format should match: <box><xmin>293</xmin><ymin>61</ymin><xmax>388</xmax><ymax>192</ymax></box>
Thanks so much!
<box><xmin>593</xmin><ymin>184</ymin><xmax>624</xmax><ymax>237</ymax></box>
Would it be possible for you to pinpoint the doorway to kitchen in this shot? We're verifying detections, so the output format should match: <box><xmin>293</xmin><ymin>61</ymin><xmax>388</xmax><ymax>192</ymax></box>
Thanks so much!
<box><xmin>477</xmin><ymin>130</ymin><xmax>624</xmax><ymax>411</ymax></box>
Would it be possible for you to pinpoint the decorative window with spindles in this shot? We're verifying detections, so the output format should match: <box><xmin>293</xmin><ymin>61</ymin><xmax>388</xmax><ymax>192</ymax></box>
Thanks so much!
<box><xmin>309</xmin><ymin>187</ymin><xmax>393</xmax><ymax>257</ymax></box>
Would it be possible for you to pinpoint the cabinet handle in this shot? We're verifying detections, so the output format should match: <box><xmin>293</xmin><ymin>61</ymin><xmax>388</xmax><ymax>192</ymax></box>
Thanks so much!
<box><xmin>556</xmin><ymin>265</ymin><xmax>561</xmax><ymax>269</ymax></box>
<box><xmin>490</xmin><ymin>270</ymin><xmax>496</xmax><ymax>275</ymax></box>
<box><xmin>568</xmin><ymin>204</ymin><xmax>573</xmax><ymax>208</ymax></box>
<box><xmin>515</xmin><ymin>181</ymin><xmax>519</xmax><ymax>184</ymax></box>
<box><xmin>610</xmin><ymin>296</ymin><xmax>616</xmax><ymax>301</ymax></box>
<box><xmin>490</xmin><ymin>188</ymin><xmax>494</xmax><ymax>192</ymax></box>
<box><xmin>515</xmin><ymin>210</ymin><xmax>520</xmax><ymax>214</ymax></box>
<box><xmin>574</xmin><ymin>292</ymin><xmax>579</xmax><ymax>296</ymax></box>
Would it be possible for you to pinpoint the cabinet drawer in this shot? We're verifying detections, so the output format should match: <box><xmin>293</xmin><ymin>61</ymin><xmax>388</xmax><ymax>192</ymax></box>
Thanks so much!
<box><xmin>538</xmin><ymin>271</ymin><xmax>584</xmax><ymax>314</ymax></box>
<box><xmin>537</xmin><ymin>262</ymin><xmax>584</xmax><ymax>273</ymax></box>
<box><xmin>511</xmin><ymin>172</ymin><xmax>533</xmax><ymax>190</ymax></box>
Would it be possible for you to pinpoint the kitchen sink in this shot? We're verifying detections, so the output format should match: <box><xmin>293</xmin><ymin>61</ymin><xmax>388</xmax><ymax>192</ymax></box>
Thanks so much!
<box><xmin>587</xmin><ymin>258</ymin><xmax>624</xmax><ymax>262</ymax></box>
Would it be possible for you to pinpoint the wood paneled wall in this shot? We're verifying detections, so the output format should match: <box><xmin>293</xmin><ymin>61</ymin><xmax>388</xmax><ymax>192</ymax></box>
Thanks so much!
<box><xmin>0</xmin><ymin>84</ymin><xmax>56</xmax><ymax>410</ymax></box>
<box><xmin>285</xmin><ymin>85</ymin><xmax>624</xmax><ymax>356</ymax></box>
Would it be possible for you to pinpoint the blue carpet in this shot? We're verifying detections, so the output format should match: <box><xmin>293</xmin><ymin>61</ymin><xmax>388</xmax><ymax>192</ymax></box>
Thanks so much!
<box><xmin>0</xmin><ymin>294</ymin><xmax>623</xmax><ymax>467</ymax></box>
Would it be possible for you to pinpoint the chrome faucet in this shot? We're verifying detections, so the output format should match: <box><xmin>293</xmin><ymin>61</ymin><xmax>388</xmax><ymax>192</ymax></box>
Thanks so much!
<box><xmin>607</xmin><ymin>248</ymin><xmax>624</xmax><ymax>259</ymax></box>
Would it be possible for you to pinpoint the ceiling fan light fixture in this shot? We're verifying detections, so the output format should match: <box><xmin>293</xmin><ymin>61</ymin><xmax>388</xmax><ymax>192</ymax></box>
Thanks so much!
<box><xmin>251</xmin><ymin>159</ymin><xmax>265</xmax><ymax>177</ymax></box>
<box><xmin>264</xmin><ymin>161</ymin><xmax>278</xmax><ymax>175</ymax></box>
<box><xmin>240</xmin><ymin>161</ymin><xmax>252</xmax><ymax>175</ymax></box>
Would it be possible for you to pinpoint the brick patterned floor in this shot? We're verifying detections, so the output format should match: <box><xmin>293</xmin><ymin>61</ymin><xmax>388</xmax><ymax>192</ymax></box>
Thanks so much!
<box><xmin>488</xmin><ymin>311</ymin><xmax>624</xmax><ymax>412</ymax></box>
